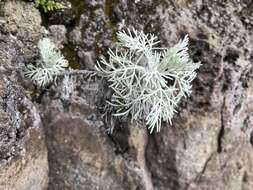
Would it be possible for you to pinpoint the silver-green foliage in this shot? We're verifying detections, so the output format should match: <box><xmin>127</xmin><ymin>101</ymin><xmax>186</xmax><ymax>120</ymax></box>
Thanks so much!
<box><xmin>24</xmin><ymin>38</ymin><xmax>68</xmax><ymax>87</ymax></box>
<box><xmin>96</xmin><ymin>28</ymin><xmax>200</xmax><ymax>133</ymax></box>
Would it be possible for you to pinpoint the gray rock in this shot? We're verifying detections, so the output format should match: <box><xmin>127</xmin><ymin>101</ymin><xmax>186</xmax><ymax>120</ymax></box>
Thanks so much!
<box><xmin>1</xmin><ymin>0</ymin><xmax>253</xmax><ymax>189</ymax></box>
<box><xmin>3</xmin><ymin>0</ymin><xmax>45</xmax><ymax>59</ymax></box>
<box><xmin>42</xmin><ymin>76</ymin><xmax>143</xmax><ymax>189</ymax></box>
<box><xmin>77</xmin><ymin>51</ymin><xmax>96</xmax><ymax>69</ymax></box>
<box><xmin>51</xmin><ymin>0</ymin><xmax>253</xmax><ymax>189</ymax></box>
<box><xmin>49</xmin><ymin>25</ymin><xmax>67</xmax><ymax>46</ymax></box>
<box><xmin>0</xmin><ymin>1</ymin><xmax>48</xmax><ymax>190</ymax></box>
<box><xmin>0</xmin><ymin>73</ymin><xmax>48</xmax><ymax>190</ymax></box>
<box><xmin>68</xmin><ymin>0</ymin><xmax>114</xmax><ymax>53</ymax></box>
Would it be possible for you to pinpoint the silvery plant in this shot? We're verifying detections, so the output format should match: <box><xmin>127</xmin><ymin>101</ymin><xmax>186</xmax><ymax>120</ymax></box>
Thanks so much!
<box><xmin>24</xmin><ymin>38</ymin><xmax>68</xmax><ymax>87</ymax></box>
<box><xmin>24</xmin><ymin>28</ymin><xmax>200</xmax><ymax>133</ymax></box>
<box><xmin>96</xmin><ymin>28</ymin><xmax>200</xmax><ymax>133</ymax></box>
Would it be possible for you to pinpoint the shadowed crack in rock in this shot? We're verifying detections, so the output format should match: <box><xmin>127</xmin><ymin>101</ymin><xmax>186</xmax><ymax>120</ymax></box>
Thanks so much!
<box><xmin>217</xmin><ymin>97</ymin><xmax>226</xmax><ymax>153</ymax></box>
<box><xmin>185</xmin><ymin>152</ymin><xmax>214</xmax><ymax>190</ymax></box>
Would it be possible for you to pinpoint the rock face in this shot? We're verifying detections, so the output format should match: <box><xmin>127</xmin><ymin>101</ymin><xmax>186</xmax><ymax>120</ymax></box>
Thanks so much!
<box><xmin>0</xmin><ymin>56</ymin><xmax>48</xmax><ymax>190</ymax></box>
<box><xmin>0</xmin><ymin>1</ymin><xmax>48</xmax><ymax>190</ymax></box>
<box><xmin>1</xmin><ymin>0</ymin><xmax>253</xmax><ymax>190</ymax></box>
<box><xmin>51</xmin><ymin>0</ymin><xmax>253</xmax><ymax>189</ymax></box>
<box><xmin>42</xmin><ymin>75</ymin><xmax>145</xmax><ymax>189</ymax></box>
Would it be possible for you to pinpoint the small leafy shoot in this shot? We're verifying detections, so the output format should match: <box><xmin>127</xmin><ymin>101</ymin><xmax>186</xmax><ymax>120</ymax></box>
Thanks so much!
<box><xmin>96</xmin><ymin>28</ymin><xmax>200</xmax><ymax>133</ymax></box>
<box><xmin>24</xmin><ymin>38</ymin><xmax>68</xmax><ymax>87</ymax></box>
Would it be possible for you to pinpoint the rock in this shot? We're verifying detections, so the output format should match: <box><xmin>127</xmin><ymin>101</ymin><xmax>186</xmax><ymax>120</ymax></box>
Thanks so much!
<box><xmin>128</xmin><ymin>122</ymin><xmax>154</xmax><ymax>190</ymax></box>
<box><xmin>3</xmin><ymin>0</ymin><xmax>45</xmax><ymax>59</ymax></box>
<box><xmin>68</xmin><ymin>0</ymin><xmax>114</xmax><ymax>55</ymax></box>
<box><xmin>3</xmin><ymin>0</ymin><xmax>43</xmax><ymax>37</ymax></box>
<box><xmin>51</xmin><ymin>0</ymin><xmax>253</xmax><ymax>189</ymax></box>
<box><xmin>49</xmin><ymin>25</ymin><xmax>67</xmax><ymax>47</ymax></box>
<box><xmin>145</xmin><ymin>1</ymin><xmax>253</xmax><ymax>189</ymax></box>
<box><xmin>1</xmin><ymin>0</ymin><xmax>253</xmax><ymax>189</ymax></box>
<box><xmin>42</xmin><ymin>75</ymin><xmax>142</xmax><ymax>189</ymax></box>
<box><xmin>0</xmin><ymin>1</ymin><xmax>48</xmax><ymax>189</ymax></box>
<box><xmin>53</xmin><ymin>1</ymin><xmax>253</xmax><ymax>189</ymax></box>
<box><xmin>0</xmin><ymin>73</ymin><xmax>48</xmax><ymax>190</ymax></box>
<box><xmin>77</xmin><ymin>51</ymin><xmax>96</xmax><ymax>69</ymax></box>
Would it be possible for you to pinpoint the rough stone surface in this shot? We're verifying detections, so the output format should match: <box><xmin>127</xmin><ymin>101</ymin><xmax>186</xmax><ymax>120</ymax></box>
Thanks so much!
<box><xmin>63</xmin><ymin>0</ymin><xmax>253</xmax><ymax>189</ymax></box>
<box><xmin>3</xmin><ymin>0</ymin><xmax>45</xmax><ymax>60</ymax></box>
<box><xmin>68</xmin><ymin>0</ymin><xmax>114</xmax><ymax>65</ymax></box>
<box><xmin>1</xmin><ymin>0</ymin><xmax>253</xmax><ymax>190</ymax></box>
<box><xmin>48</xmin><ymin>25</ymin><xmax>67</xmax><ymax>47</ymax></box>
<box><xmin>0</xmin><ymin>1</ymin><xmax>48</xmax><ymax>190</ymax></box>
<box><xmin>0</xmin><ymin>63</ymin><xmax>48</xmax><ymax>190</ymax></box>
<box><xmin>42</xmin><ymin>75</ymin><xmax>144</xmax><ymax>190</ymax></box>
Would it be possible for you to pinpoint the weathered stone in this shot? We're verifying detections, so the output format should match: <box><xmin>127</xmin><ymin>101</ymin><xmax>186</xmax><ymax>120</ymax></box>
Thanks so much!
<box><xmin>3</xmin><ymin>0</ymin><xmax>45</xmax><ymax>59</ymax></box>
<box><xmin>42</xmin><ymin>76</ymin><xmax>142</xmax><ymax>189</ymax></box>
<box><xmin>68</xmin><ymin>0</ymin><xmax>114</xmax><ymax>56</ymax></box>
<box><xmin>0</xmin><ymin>74</ymin><xmax>48</xmax><ymax>190</ymax></box>
<box><xmin>1</xmin><ymin>0</ymin><xmax>253</xmax><ymax>189</ymax></box>
<box><xmin>57</xmin><ymin>0</ymin><xmax>253</xmax><ymax>189</ymax></box>
<box><xmin>0</xmin><ymin>1</ymin><xmax>48</xmax><ymax>189</ymax></box>
<box><xmin>48</xmin><ymin>25</ymin><xmax>67</xmax><ymax>47</ymax></box>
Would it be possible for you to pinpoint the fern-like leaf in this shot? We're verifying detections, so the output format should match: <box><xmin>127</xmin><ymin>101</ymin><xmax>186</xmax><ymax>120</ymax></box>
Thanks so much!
<box><xmin>34</xmin><ymin>0</ymin><xmax>65</xmax><ymax>12</ymax></box>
